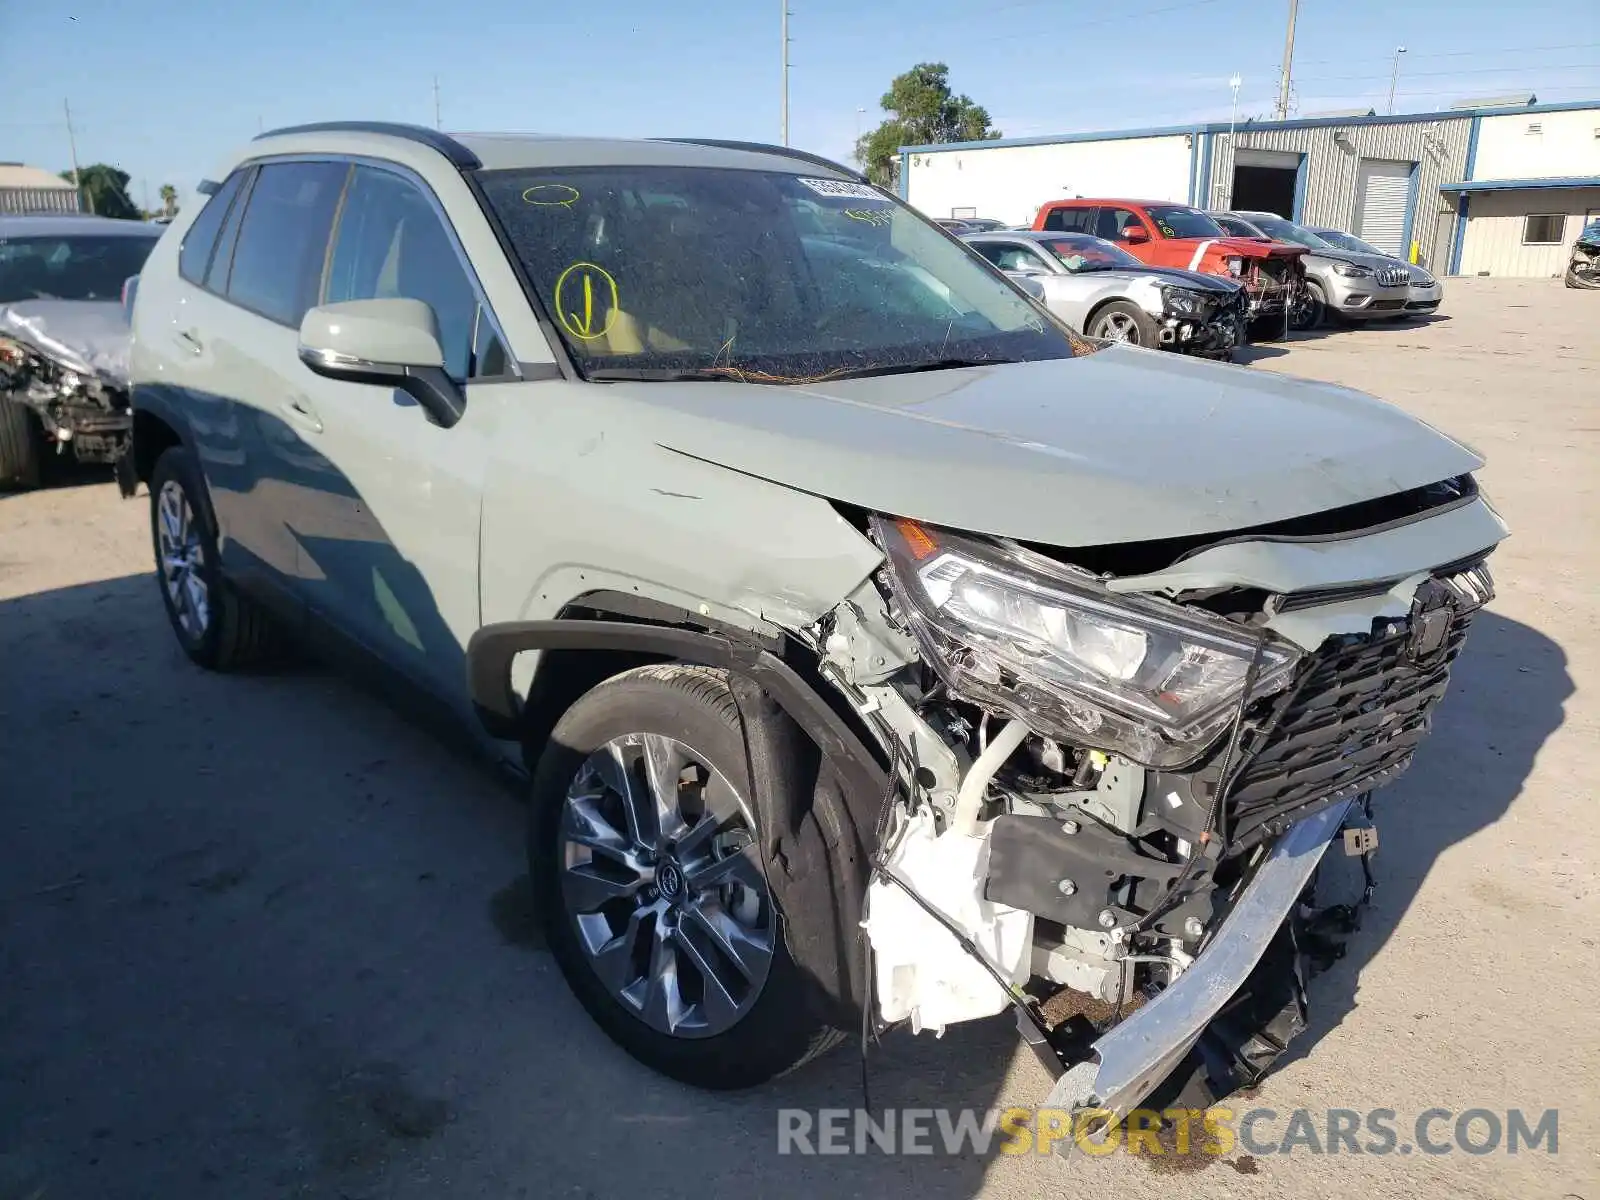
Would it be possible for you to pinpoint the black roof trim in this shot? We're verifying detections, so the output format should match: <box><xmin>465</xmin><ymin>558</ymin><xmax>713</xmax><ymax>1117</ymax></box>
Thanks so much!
<box><xmin>252</xmin><ymin>122</ymin><xmax>482</xmax><ymax>169</ymax></box>
<box><xmin>655</xmin><ymin>139</ymin><xmax>871</xmax><ymax>185</ymax></box>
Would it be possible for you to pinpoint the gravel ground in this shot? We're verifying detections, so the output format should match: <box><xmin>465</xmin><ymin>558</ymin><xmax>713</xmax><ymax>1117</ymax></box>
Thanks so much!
<box><xmin>1</xmin><ymin>278</ymin><xmax>1596</xmax><ymax>1199</ymax></box>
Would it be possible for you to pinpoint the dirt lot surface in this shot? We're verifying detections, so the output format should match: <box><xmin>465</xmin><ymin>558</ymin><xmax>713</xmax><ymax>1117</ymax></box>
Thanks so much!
<box><xmin>2</xmin><ymin>279</ymin><xmax>1596</xmax><ymax>1199</ymax></box>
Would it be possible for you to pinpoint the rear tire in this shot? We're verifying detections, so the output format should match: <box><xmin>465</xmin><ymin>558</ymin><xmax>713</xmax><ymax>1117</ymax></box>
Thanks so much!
<box><xmin>532</xmin><ymin>664</ymin><xmax>848</xmax><ymax>1089</ymax></box>
<box><xmin>0</xmin><ymin>396</ymin><xmax>42</xmax><ymax>491</ymax></box>
<box><xmin>1088</xmin><ymin>301</ymin><xmax>1159</xmax><ymax>347</ymax></box>
<box><xmin>149</xmin><ymin>445</ymin><xmax>280</xmax><ymax>670</ymax></box>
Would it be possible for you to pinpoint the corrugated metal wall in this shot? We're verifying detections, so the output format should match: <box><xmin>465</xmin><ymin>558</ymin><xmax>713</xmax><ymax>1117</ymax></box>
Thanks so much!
<box><xmin>1203</xmin><ymin>117</ymin><xmax>1472</xmax><ymax>269</ymax></box>
<box><xmin>1459</xmin><ymin>187</ymin><xmax>1600</xmax><ymax>276</ymax></box>
<box><xmin>0</xmin><ymin>188</ymin><xmax>83</xmax><ymax>215</ymax></box>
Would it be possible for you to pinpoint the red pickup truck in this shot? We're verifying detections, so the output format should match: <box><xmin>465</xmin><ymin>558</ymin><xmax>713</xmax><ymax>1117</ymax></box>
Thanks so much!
<box><xmin>1033</xmin><ymin>199</ymin><xmax>1307</xmax><ymax>338</ymax></box>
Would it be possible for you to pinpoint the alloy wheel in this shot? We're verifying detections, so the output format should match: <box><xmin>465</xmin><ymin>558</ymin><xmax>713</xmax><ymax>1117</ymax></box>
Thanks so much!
<box><xmin>1094</xmin><ymin>311</ymin><xmax>1141</xmax><ymax>343</ymax></box>
<box><xmin>156</xmin><ymin>479</ymin><xmax>210</xmax><ymax>639</ymax></box>
<box><xmin>558</xmin><ymin>733</ymin><xmax>774</xmax><ymax>1038</ymax></box>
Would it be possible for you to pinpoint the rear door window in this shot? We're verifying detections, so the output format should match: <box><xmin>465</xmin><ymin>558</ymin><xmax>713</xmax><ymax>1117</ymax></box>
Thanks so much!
<box><xmin>1041</xmin><ymin>206</ymin><xmax>1094</xmax><ymax>234</ymax></box>
<box><xmin>204</xmin><ymin>168</ymin><xmax>256</xmax><ymax>293</ymax></box>
<box><xmin>177</xmin><ymin>170</ymin><xmax>246</xmax><ymax>285</ymax></box>
<box><xmin>225</xmin><ymin>161</ymin><xmax>348</xmax><ymax>326</ymax></box>
<box><xmin>324</xmin><ymin>166</ymin><xmax>488</xmax><ymax>381</ymax></box>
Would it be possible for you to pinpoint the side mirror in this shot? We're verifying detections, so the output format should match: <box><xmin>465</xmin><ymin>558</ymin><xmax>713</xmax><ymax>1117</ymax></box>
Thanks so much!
<box><xmin>1119</xmin><ymin>225</ymin><xmax>1150</xmax><ymax>244</ymax></box>
<box><xmin>1005</xmin><ymin>272</ymin><xmax>1046</xmax><ymax>299</ymax></box>
<box><xmin>298</xmin><ymin>298</ymin><xmax>464</xmax><ymax>429</ymax></box>
<box><xmin>121</xmin><ymin>275</ymin><xmax>140</xmax><ymax>325</ymax></box>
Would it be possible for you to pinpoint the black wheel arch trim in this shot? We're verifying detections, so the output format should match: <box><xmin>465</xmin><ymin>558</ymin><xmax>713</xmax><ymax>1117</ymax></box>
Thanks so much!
<box><xmin>466</xmin><ymin>614</ymin><xmax>889</xmax><ymax>810</ymax></box>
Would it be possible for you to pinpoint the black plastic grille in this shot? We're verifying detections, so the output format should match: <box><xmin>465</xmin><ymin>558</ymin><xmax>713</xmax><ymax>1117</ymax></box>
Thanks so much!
<box><xmin>1224</xmin><ymin>575</ymin><xmax>1485</xmax><ymax>850</ymax></box>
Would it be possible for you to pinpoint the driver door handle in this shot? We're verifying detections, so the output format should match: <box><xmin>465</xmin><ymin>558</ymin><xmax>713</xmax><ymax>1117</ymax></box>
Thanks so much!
<box><xmin>280</xmin><ymin>396</ymin><xmax>323</xmax><ymax>433</ymax></box>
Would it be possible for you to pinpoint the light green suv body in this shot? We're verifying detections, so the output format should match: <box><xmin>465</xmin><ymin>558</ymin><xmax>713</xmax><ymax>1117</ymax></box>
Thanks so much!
<box><xmin>126</xmin><ymin>123</ymin><xmax>1505</xmax><ymax>1119</ymax></box>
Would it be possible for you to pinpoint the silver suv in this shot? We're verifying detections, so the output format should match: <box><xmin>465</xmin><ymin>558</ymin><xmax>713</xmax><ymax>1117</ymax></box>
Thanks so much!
<box><xmin>1211</xmin><ymin>210</ymin><xmax>1415</xmax><ymax>328</ymax></box>
<box><xmin>127</xmin><ymin>123</ymin><xmax>1505</xmax><ymax>1121</ymax></box>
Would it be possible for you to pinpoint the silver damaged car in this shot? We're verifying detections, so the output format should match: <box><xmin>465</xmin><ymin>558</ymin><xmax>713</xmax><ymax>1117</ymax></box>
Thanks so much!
<box><xmin>965</xmin><ymin>230</ymin><xmax>1246</xmax><ymax>358</ymax></box>
<box><xmin>124</xmin><ymin>124</ymin><xmax>1507</xmax><ymax>1131</ymax></box>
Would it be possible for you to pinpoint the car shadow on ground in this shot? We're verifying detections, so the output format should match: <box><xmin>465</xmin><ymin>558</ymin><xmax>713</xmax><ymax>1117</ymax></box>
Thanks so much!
<box><xmin>0</xmin><ymin>559</ymin><xmax>1564</xmax><ymax>1199</ymax></box>
<box><xmin>1273</xmin><ymin>605</ymin><xmax>1570</xmax><ymax>1073</ymax></box>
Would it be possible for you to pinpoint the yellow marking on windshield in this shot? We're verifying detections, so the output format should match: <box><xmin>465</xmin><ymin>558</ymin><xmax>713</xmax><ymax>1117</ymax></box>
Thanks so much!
<box><xmin>845</xmin><ymin>208</ymin><xmax>892</xmax><ymax>227</ymax></box>
<box><xmin>554</xmin><ymin>262</ymin><xmax>619</xmax><ymax>340</ymax></box>
<box><xmin>522</xmin><ymin>184</ymin><xmax>581</xmax><ymax>208</ymax></box>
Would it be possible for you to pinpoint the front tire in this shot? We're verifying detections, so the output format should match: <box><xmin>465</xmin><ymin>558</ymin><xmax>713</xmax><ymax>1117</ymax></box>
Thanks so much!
<box><xmin>1290</xmin><ymin>282</ymin><xmax>1326</xmax><ymax>331</ymax></box>
<box><xmin>1088</xmin><ymin>301</ymin><xmax>1158</xmax><ymax>347</ymax></box>
<box><xmin>148</xmin><ymin>445</ymin><xmax>279</xmax><ymax>670</ymax></box>
<box><xmin>532</xmin><ymin>664</ymin><xmax>846</xmax><ymax>1089</ymax></box>
<box><xmin>0</xmin><ymin>396</ymin><xmax>42</xmax><ymax>491</ymax></box>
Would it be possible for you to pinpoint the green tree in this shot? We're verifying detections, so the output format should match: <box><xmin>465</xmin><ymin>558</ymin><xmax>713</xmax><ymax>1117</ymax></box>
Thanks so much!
<box><xmin>854</xmin><ymin>63</ymin><xmax>1000</xmax><ymax>188</ymax></box>
<box><xmin>59</xmin><ymin>163</ymin><xmax>141</xmax><ymax>220</ymax></box>
<box><xmin>159</xmin><ymin>184</ymin><xmax>178</xmax><ymax>218</ymax></box>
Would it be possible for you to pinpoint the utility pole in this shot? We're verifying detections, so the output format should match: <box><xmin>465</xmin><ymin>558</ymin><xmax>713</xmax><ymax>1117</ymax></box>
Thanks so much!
<box><xmin>434</xmin><ymin>76</ymin><xmax>442</xmax><ymax>131</ymax></box>
<box><xmin>64</xmin><ymin>98</ymin><xmax>92</xmax><ymax>214</ymax></box>
<box><xmin>1275</xmin><ymin>0</ymin><xmax>1299</xmax><ymax>120</ymax></box>
<box><xmin>1222</xmin><ymin>73</ymin><xmax>1242</xmax><ymax>206</ymax></box>
<box><xmin>1386</xmin><ymin>46</ymin><xmax>1407</xmax><ymax>115</ymax></box>
<box><xmin>780</xmin><ymin>0</ymin><xmax>790</xmax><ymax>146</ymax></box>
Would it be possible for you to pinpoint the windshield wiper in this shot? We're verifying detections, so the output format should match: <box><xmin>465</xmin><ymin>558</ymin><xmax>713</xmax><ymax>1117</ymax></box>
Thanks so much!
<box><xmin>585</xmin><ymin>367</ymin><xmax>742</xmax><ymax>382</ymax></box>
<box><xmin>815</xmin><ymin>357</ymin><xmax>1018</xmax><ymax>382</ymax></box>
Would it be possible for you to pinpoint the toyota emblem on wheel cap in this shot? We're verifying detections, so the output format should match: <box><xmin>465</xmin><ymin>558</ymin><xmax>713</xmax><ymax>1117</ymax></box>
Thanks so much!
<box><xmin>657</xmin><ymin>863</ymin><xmax>684</xmax><ymax>900</ymax></box>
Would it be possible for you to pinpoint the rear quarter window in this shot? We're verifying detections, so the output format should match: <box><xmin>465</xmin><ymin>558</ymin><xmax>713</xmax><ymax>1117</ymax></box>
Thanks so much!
<box><xmin>177</xmin><ymin>170</ymin><xmax>246</xmax><ymax>285</ymax></box>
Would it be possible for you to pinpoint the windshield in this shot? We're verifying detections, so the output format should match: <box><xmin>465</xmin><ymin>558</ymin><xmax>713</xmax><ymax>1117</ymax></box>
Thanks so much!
<box><xmin>1040</xmin><ymin>234</ymin><xmax>1141</xmax><ymax>271</ymax></box>
<box><xmin>0</xmin><ymin>233</ymin><xmax>159</xmax><ymax>304</ymax></box>
<box><xmin>1241</xmin><ymin>214</ymin><xmax>1332</xmax><ymax>249</ymax></box>
<box><xmin>1214</xmin><ymin>216</ymin><xmax>1266</xmax><ymax>238</ymax></box>
<box><xmin>1144</xmin><ymin>206</ymin><xmax>1226</xmax><ymax>239</ymax></box>
<box><xmin>477</xmin><ymin>166</ymin><xmax>1074</xmax><ymax>381</ymax></box>
<box><xmin>1313</xmin><ymin>228</ymin><xmax>1383</xmax><ymax>256</ymax></box>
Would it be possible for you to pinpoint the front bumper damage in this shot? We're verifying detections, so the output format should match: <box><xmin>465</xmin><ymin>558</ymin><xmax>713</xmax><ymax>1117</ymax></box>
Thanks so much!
<box><xmin>0</xmin><ymin>307</ymin><xmax>132</xmax><ymax>466</ymax></box>
<box><xmin>836</xmin><ymin>489</ymin><xmax>1503</xmax><ymax>1135</ymax></box>
<box><xmin>1156</xmin><ymin>295</ymin><xmax>1245</xmax><ymax>359</ymax></box>
<box><xmin>1041</xmin><ymin>800</ymin><xmax>1347</xmax><ymax>1136</ymax></box>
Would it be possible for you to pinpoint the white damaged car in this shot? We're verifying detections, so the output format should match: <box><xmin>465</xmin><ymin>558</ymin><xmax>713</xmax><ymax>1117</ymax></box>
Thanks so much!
<box><xmin>0</xmin><ymin>214</ymin><xmax>161</xmax><ymax>488</ymax></box>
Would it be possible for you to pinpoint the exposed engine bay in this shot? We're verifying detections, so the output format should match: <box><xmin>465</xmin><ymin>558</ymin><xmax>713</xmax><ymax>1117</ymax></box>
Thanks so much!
<box><xmin>813</xmin><ymin>482</ymin><xmax>1501</xmax><ymax>1122</ymax></box>
<box><xmin>0</xmin><ymin>304</ymin><xmax>133</xmax><ymax>466</ymax></box>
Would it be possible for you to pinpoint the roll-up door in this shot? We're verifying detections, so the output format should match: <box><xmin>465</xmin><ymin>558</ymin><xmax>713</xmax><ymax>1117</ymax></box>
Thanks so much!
<box><xmin>1354</xmin><ymin>159</ymin><xmax>1413</xmax><ymax>257</ymax></box>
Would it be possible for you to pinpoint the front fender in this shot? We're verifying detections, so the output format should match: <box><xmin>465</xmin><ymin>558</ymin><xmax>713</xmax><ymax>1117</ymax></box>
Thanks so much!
<box><xmin>465</xmin><ymin>616</ymin><xmax>888</xmax><ymax>812</ymax></box>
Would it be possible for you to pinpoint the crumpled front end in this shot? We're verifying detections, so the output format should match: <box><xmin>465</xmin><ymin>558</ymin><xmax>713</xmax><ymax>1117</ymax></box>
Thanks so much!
<box><xmin>1566</xmin><ymin>232</ymin><xmax>1600</xmax><ymax>290</ymax></box>
<box><xmin>0</xmin><ymin>303</ymin><xmax>133</xmax><ymax>466</ymax></box>
<box><xmin>814</xmin><ymin>478</ymin><xmax>1505</xmax><ymax>1131</ymax></box>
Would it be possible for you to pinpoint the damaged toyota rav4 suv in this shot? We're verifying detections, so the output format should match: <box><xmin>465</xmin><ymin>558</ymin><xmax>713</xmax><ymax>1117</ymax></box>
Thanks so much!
<box><xmin>128</xmin><ymin>124</ymin><xmax>1506</xmax><ymax>1123</ymax></box>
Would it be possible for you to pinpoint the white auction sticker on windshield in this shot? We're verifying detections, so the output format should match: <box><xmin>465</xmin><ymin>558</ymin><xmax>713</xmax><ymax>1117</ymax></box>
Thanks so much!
<box><xmin>796</xmin><ymin>177</ymin><xmax>885</xmax><ymax>201</ymax></box>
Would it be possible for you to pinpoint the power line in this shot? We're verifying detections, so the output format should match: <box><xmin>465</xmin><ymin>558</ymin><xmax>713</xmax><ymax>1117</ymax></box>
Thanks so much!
<box><xmin>1298</xmin><ymin>61</ymin><xmax>1600</xmax><ymax>83</ymax></box>
<box><xmin>1292</xmin><ymin>40</ymin><xmax>1600</xmax><ymax>67</ymax></box>
<box><xmin>956</xmin><ymin>0</ymin><xmax>1225</xmax><ymax>47</ymax></box>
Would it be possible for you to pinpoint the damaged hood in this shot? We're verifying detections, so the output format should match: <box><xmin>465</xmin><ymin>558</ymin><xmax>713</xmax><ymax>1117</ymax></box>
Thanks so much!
<box><xmin>638</xmin><ymin>347</ymin><xmax>1483</xmax><ymax>547</ymax></box>
<box><xmin>1083</xmin><ymin>265</ymin><xmax>1241</xmax><ymax>294</ymax></box>
<box><xmin>0</xmin><ymin>300</ymin><xmax>132</xmax><ymax>387</ymax></box>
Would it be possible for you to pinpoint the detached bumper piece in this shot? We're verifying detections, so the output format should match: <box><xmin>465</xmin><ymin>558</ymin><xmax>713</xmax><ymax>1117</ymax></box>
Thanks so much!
<box><xmin>1039</xmin><ymin>800</ymin><xmax>1350</xmax><ymax>1145</ymax></box>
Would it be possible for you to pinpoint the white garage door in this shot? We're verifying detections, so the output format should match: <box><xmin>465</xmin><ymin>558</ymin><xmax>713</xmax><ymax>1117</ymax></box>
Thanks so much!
<box><xmin>1354</xmin><ymin>159</ymin><xmax>1413</xmax><ymax>257</ymax></box>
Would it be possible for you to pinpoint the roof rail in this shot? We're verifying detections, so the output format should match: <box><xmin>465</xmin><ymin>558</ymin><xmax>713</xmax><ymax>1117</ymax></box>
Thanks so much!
<box><xmin>252</xmin><ymin>122</ymin><xmax>481</xmax><ymax>169</ymax></box>
<box><xmin>655</xmin><ymin>139</ymin><xmax>871</xmax><ymax>185</ymax></box>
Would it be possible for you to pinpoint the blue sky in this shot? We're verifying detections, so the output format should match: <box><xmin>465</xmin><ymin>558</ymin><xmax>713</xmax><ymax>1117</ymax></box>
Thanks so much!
<box><xmin>4</xmin><ymin>0</ymin><xmax>1596</xmax><ymax>210</ymax></box>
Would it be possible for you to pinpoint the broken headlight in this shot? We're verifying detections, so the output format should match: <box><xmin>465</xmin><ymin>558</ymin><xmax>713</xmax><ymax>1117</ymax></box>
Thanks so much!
<box><xmin>1161</xmin><ymin>287</ymin><xmax>1207</xmax><ymax>317</ymax></box>
<box><xmin>874</xmin><ymin>517</ymin><xmax>1300</xmax><ymax>768</ymax></box>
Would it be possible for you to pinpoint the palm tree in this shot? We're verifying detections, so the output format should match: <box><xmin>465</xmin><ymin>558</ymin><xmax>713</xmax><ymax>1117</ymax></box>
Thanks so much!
<box><xmin>159</xmin><ymin>184</ymin><xmax>177</xmax><ymax>218</ymax></box>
